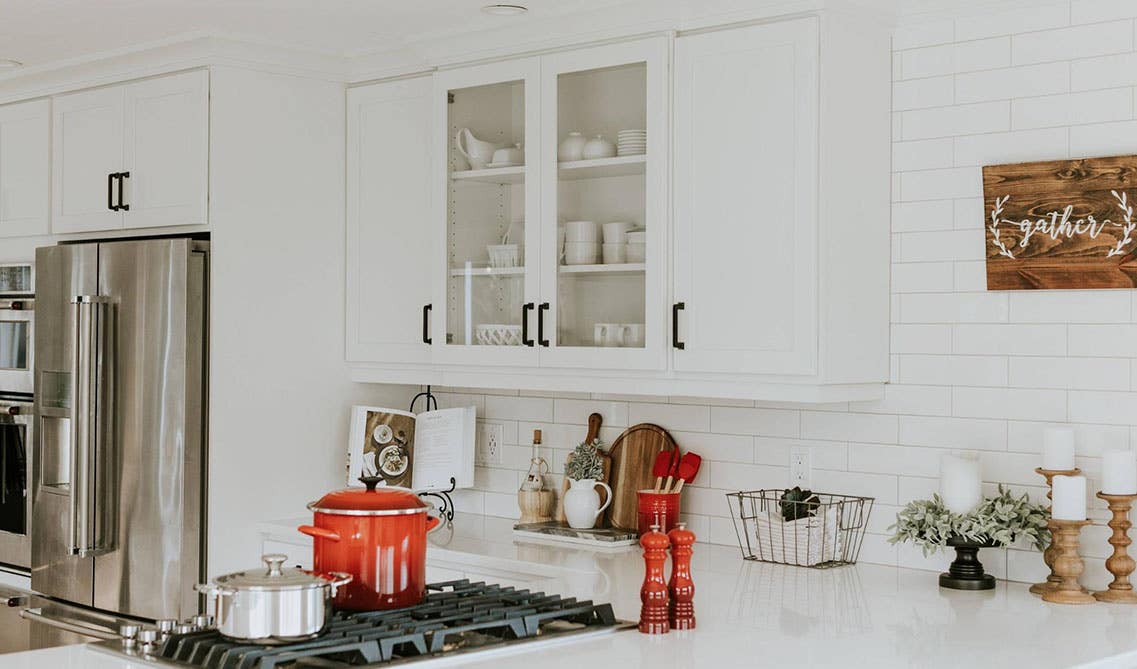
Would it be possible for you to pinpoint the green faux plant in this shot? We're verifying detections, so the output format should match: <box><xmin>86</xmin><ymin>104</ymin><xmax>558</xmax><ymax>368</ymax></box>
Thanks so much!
<box><xmin>889</xmin><ymin>486</ymin><xmax>1051</xmax><ymax>557</ymax></box>
<box><xmin>565</xmin><ymin>439</ymin><xmax>604</xmax><ymax>481</ymax></box>
<box><xmin>779</xmin><ymin>486</ymin><xmax>821</xmax><ymax>521</ymax></box>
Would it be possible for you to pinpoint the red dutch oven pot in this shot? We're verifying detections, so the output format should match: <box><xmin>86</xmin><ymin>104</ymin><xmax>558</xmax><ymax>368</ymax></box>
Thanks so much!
<box><xmin>298</xmin><ymin>477</ymin><xmax>440</xmax><ymax>611</ymax></box>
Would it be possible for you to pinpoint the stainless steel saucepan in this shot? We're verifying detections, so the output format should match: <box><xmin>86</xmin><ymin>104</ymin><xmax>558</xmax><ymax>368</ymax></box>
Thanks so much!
<box><xmin>195</xmin><ymin>554</ymin><xmax>351</xmax><ymax>644</ymax></box>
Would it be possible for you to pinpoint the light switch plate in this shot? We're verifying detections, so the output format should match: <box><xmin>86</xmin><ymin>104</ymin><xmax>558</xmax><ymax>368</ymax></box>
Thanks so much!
<box><xmin>476</xmin><ymin>422</ymin><xmax>504</xmax><ymax>465</ymax></box>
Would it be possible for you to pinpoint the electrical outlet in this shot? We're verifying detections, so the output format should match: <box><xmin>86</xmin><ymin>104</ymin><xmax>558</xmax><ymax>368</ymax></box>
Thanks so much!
<box><xmin>476</xmin><ymin>422</ymin><xmax>503</xmax><ymax>465</ymax></box>
<box><xmin>789</xmin><ymin>447</ymin><xmax>811</xmax><ymax>486</ymax></box>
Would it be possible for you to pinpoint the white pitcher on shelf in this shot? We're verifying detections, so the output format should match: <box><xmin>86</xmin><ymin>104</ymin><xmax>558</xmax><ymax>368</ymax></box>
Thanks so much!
<box><xmin>455</xmin><ymin>128</ymin><xmax>506</xmax><ymax>170</ymax></box>
<box><xmin>563</xmin><ymin>478</ymin><xmax>612</xmax><ymax>529</ymax></box>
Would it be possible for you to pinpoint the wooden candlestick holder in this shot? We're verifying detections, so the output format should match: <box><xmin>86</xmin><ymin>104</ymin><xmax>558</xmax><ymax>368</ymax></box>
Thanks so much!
<box><xmin>1041</xmin><ymin>519</ymin><xmax>1095</xmax><ymax>605</ymax></box>
<box><xmin>1094</xmin><ymin>492</ymin><xmax>1137</xmax><ymax>604</ymax></box>
<box><xmin>1030</xmin><ymin>467</ymin><xmax>1081</xmax><ymax>595</ymax></box>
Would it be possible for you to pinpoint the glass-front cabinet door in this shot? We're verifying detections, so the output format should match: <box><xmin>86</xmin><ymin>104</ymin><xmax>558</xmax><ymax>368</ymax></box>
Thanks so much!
<box><xmin>538</xmin><ymin>38</ymin><xmax>668</xmax><ymax>370</ymax></box>
<box><xmin>432</xmin><ymin>59</ymin><xmax>541</xmax><ymax>366</ymax></box>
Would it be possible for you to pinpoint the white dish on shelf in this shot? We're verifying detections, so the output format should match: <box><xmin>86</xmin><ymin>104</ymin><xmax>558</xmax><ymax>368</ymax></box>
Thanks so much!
<box><xmin>626</xmin><ymin>242</ymin><xmax>646</xmax><ymax>263</ymax></box>
<box><xmin>564</xmin><ymin>241</ymin><xmax>600</xmax><ymax>265</ymax></box>
<box><xmin>602</xmin><ymin>243</ymin><xmax>627</xmax><ymax>264</ymax></box>
<box><xmin>474</xmin><ymin>324</ymin><xmax>523</xmax><ymax>346</ymax></box>
<box><xmin>626</xmin><ymin>230</ymin><xmax>647</xmax><ymax>245</ymax></box>
<box><xmin>602</xmin><ymin>221</ymin><xmax>635</xmax><ymax>244</ymax></box>
<box><xmin>487</xmin><ymin>244</ymin><xmax>520</xmax><ymax>268</ymax></box>
<box><xmin>565</xmin><ymin>220</ymin><xmax>599</xmax><ymax>242</ymax></box>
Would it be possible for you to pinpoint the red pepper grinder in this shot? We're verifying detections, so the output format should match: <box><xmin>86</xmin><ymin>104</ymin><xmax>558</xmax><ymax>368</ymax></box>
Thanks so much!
<box><xmin>639</xmin><ymin>523</ymin><xmax>670</xmax><ymax>634</ymax></box>
<box><xmin>667</xmin><ymin>521</ymin><xmax>696</xmax><ymax>630</ymax></box>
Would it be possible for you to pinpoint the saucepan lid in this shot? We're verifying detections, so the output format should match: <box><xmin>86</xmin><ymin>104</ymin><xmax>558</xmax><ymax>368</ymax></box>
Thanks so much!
<box><xmin>307</xmin><ymin>477</ymin><xmax>431</xmax><ymax>516</ymax></box>
<box><xmin>208</xmin><ymin>554</ymin><xmax>351</xmax><ymax>592</ymax></box>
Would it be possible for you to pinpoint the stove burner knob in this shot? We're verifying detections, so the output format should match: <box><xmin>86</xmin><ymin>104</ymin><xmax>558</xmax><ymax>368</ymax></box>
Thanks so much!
<box><xmin>138</xmin><ymin>628</ymin><xmax>158</xmax><ymax>652</ymax></box>
<box><xmin>156</xmin><ymin>619</ymin><xmax>176</xmax><ymax>634</ymax></box>
<box><xmin>119</xmin><ymin>624</ymin><xmax>140</xmax><ymax>649</ymax></box>
<box><xmin>174</xmin><ymin>624</ymin><xmax>194</xmax><ymax>635</ymax></box>
<box><xmin>191</xmin><ymin>614</ymin><xmax>213</xmax><ymax>630</ymax></box>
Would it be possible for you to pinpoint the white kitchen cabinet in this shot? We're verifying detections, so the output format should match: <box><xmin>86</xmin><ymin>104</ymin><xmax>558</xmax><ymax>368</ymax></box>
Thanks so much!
<box><xmin>53</xmin><ymin>69</ymin><xmax>208</xmax><ymax>233</ymax></box>
<box><xmin>346</xmin><ymin>76</ymin><xmax>434</xmax><ymax>364</ymax></box>
<box><xmin>673</xmin><ymin>16</ymin><xmax>890</xmax><ymax>386</ymax></box>
<box><xmin>0</xmin><ymin>99</ymin><xmax>50</xmax><ymax>238</ymax></box>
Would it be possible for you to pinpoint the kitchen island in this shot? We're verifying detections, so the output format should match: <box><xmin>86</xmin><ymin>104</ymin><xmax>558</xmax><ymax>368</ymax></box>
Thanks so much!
<box><xmin>2</xmin><ymin>513</ymin><xmax>1136</xmax><ymax>668</ymax></box>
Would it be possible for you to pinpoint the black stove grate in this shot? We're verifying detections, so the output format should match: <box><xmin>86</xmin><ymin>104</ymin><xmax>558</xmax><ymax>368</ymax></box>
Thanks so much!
<box><xmin>154</xmin><ymin>580</ymin><xmax>623</xmax><ymax>668</ymax></box>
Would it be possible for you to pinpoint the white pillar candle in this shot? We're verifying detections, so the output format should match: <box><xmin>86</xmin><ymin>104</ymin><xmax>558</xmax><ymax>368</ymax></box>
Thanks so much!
<box><xmin>1101</xmin><ymin>450</ymin><xmax>1137</xmax><ymax>495</ymax></box>
<box><xmin>1042</xmin><ymin>428</ymin><xmax>1076</xmax><ymax>471</ymax></box>
<box><xmin>1052</xmin><ymin>475</ymin><xmax>1087</xmax><ymax>521</ymax></box>
<box><xmin>940</xmin><ymin>452</ymin><xmax>982</xmax><ymax>514</ymax></box>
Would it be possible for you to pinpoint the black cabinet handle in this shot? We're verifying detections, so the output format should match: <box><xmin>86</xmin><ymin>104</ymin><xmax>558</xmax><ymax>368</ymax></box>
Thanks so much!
<box><xmin>672</xmin><ymin>302</ymin><xmax>685</xmax><ymax>350</ymax></box>
<box><xmin>522</xmin><ymin>303</ymin><xmax>535</xmax><ymax>347</ymax></box>
<box><xmin>118</xmin><ymin>171</ymin><xmax>130</xmax><ymax>211</ymax></box>
<box><xmin>537</xmin><ymin>303</ymin><xmax>550</xmax><ymax>347</ymax></box>
<box><xmin>107</xmin><ymin>173</ymin><xmax>116</xmax><ymax>211</ymax></box>
<box><xmin>422</xmin><ymin>304</ymin><xmax>432</xmax><ymax>344</ymax></box>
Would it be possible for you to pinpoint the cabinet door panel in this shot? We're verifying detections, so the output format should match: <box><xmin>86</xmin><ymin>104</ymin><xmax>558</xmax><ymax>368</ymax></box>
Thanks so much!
<box><xmin>0</xmin><ymin>100</ymin><xmax>50</xmax><ymax>238</ymax></box>
<box><xmin>123</xmin><ymin>70</ymin><xmax>208</xmax><ymax>229</ymax></box>
<box><xmin>346</xmin><ymin>77</ymin><xmax>433</xmax><ymax>363</ymax></box>
<box><xmin>52</xmin><ymin>87</ymin><xmax>124</xmax><ymax>233</ymax></box>
<box><xmin>674</xmin><ymin>18</ymin><xmax>819</xmax><ymax>376</ymax></box>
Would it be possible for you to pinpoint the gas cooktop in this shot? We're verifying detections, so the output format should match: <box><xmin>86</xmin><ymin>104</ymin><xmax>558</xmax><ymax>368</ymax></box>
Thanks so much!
<box><xmin>91</xmin><ymin>580</ymin><xmax>632</xmax><ymax>668</ymax></box>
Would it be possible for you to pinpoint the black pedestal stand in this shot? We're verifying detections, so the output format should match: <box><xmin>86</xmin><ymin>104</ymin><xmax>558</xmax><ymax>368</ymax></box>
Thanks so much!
<box><xmin>939</xmin><ymin>536</ymin><xmax>997</xmax><ymax>590</ymax></box>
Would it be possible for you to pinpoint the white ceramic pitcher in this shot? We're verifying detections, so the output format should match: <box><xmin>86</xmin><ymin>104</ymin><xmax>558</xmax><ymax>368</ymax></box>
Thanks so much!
<box><xmin>455</xmin><ymin>128</ymin><xmax>505</xmax><ymax>170</ymax></box>
<box><xmin>563</xmin><ymin>478</ymin><xmax>612</xmax><ymax>529</ymax></box>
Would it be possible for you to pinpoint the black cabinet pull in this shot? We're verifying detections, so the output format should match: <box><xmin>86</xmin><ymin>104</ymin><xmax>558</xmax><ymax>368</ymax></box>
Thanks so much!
<box><xmin>107</xmin><ymin>173</ymin><xmax>116</xmax><ymax>211</ymax></box>
<box><xmin>422</xmin><ymin>304</ymin><xmax>432</xmax><ymax>344</ymax></box>
<box><xmin>672</xmin><ymin>302</ymin><xmax>685</xmax><ymax>350</ymax></box>
<box><xmin>537</xmin><ymin>303</ymin><xmax>550</xmax><ymax>347</ymax></box>
<box><xmin>118</xmin><ymin>171</ymin><xmax>130</xmax><ymax>211</ymax></box>
<box><xmin>522</xmin><ymin>303</ymin><xmax>535</xmax><ymax>347</ymax></box>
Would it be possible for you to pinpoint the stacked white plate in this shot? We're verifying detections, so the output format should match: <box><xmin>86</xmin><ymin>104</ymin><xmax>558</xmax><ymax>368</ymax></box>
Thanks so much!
<box><xmin>617</xmin><ymin>129</ymin><xmax>646</xmax><ymax>156</ymax></box>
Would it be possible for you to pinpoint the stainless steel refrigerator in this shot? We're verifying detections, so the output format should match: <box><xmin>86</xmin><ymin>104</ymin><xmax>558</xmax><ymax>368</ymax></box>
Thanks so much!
<box><xmin>31</xmin><ymin>237</ymin><xmax>208</xmax><ymax>622</ymax></box>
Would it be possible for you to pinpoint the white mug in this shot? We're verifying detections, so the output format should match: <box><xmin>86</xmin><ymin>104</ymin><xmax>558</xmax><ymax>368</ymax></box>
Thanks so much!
<box><xmin>594</xmin><ymin>323</ymin><xmax>627</xmax><ymax>347</ymax></box>
<box><xmin>622</xmin><ymin>323</ymin><xmax>645</xmax><ymax>347</ymax></box>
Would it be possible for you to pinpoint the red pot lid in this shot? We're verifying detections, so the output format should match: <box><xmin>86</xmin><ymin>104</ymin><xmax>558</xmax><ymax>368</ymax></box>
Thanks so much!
<box><xmin>308</xmin><ymin>477</ymin><xmax>431</xmax><ymax>516</ymax></box>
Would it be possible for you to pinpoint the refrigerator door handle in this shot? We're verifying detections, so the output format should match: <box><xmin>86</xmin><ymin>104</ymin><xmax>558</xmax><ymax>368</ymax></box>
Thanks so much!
<box><xmin>69</xmin><ymin>296</ymin><xmax>114</xmax><ymax>558</ymax></box>
<box><xmin>19</xmin><ymin>608</ymin><xmax>120</xmax><ymax>641</ymax></box>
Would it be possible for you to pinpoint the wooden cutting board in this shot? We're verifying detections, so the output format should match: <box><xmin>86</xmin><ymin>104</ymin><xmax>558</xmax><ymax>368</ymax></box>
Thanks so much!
<box><xmin>603</xmin><ymin>423</ymin><xmax>680</xmax><ymax>530</ymax></box>
<box><xmin>556</xmin><ymin>413</ymin><xmax>613</xmax><ymax>524</ymax></box>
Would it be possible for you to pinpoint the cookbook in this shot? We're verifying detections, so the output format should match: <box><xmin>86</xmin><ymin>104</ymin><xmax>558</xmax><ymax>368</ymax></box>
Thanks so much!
<box><xmin>347</xmin><ymin>405</ymin><xmax>476</xmax><ymax>491</ymax></box>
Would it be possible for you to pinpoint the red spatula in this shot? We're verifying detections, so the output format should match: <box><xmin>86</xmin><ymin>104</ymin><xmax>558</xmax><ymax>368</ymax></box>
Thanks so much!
<box><xmin>652</xmin><ymin>450</ymin><xmax>678</xmax><ymax>493</ymax></box>
<box><xmin>671</xmin><ymin>452</ymin><xmax>702</xmax><ymax>493</ymax></box>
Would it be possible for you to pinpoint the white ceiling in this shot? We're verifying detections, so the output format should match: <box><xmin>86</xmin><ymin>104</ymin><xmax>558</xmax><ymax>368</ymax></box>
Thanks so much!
<box><xmin>0</xmin><ymin>0</ymin><xmax>636</xmax><ymax>67</ymax></box>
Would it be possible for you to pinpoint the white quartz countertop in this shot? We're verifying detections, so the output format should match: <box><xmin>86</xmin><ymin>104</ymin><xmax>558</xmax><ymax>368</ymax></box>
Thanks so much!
<box><xmin>5</xmin><ymin>513</ymin><xmax>1137</xmax><ymax>668</ymax></box>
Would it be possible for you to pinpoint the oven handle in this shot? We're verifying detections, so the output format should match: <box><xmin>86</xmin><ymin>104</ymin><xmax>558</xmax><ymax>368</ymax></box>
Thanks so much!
<box><xmin>69</xmin><ymin>296</ymin><xmax>114</xmax><ymax>558</ymax></box>
<box><xmin>19</xmin><ymin>608</ymin><xmax>120</xmax><ymax>641</ymax></box>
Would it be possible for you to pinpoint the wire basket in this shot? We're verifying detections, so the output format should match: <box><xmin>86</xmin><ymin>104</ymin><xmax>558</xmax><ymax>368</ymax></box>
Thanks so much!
<box><xmin>727</xmin><ymin>489</ymin><xmax>873</xmax><ymax>568</ymax></box>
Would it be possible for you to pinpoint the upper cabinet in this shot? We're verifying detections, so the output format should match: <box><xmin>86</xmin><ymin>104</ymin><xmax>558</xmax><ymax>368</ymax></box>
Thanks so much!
<box><xmin>0</xmin><ymin>99</ymin><xmax>50</xmax><ymax>238</ymax></box>
<box><xmin>348</xmin><ymin>16</ymin><xmax>891</xmax><ymax>401</ymax></box>
<box><xmin>53</xmin><ymin>69</ymin><xmax>208</xmax><ymax>233</ymax></box>
<box><xmin>346</xmin><ymin>76</ymin><xmax>434</xmax><ymax>364</ymax></box>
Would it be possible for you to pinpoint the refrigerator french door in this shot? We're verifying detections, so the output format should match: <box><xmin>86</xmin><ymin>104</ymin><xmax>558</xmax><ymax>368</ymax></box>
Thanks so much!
<box><xmin>32</xmin><ymin>238</ymin><xmax>207</xmax><ymax>621</ymax></box>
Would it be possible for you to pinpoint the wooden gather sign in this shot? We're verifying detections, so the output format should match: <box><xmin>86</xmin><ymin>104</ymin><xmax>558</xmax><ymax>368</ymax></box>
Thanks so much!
<box><xmin>983</xmin><ymin>155</ymin><xmax>1137</xmax><ymax>289</ymax></box>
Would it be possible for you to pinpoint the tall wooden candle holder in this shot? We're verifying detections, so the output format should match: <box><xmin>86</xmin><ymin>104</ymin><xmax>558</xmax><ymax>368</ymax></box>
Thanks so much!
<box><xmin>1041</xmin><ymin>519</ymin><xmax>1095</xmax><ymax>605</ymax></box>
<box><xmin>1031</xmin><ymin>467</ymin><xmax>1081</xmax><ymax>595</ymax></box>
<box><xmin>1094</xmin><ymin>492</ymin><xmax>1137</xmax><ymax>604</ymax></box>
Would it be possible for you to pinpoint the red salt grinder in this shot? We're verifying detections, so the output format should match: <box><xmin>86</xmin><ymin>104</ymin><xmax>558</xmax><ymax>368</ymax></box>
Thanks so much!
<box><xmin>639</xmin><ymin>524</ymin><xmax>670</xmax><ymax>634</ymax></box>
<box><xmin>667</xmin><ymin>522</ymin><xmax>696</xmax><ymax>630</ymax></box>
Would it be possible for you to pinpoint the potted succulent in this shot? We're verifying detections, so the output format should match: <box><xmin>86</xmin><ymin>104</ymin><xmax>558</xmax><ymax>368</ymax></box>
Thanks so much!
<box><xmin>889</xmin><ymin>486</ymin><xmax>1050</xmax><ymax>590</ymax></box>
<box><xmin>562</xmin><ymin>440</ymin><xmax>612</xmax><ymax>529</ymax></box>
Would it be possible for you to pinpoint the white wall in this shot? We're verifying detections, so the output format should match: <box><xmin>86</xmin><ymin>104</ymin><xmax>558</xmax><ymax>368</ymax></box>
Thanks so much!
<box><xmin>371</xmin><ymin>0</ymin><xmax>1137</xmax><ymax>588</ymax></box>
<box><xmin>207</xmin><ymin>66</ymin><xmax>412</xmax><ymax>577</ymax></box>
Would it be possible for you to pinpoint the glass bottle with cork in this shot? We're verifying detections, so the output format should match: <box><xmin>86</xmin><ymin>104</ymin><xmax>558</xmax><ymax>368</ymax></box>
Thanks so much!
<box><xmin>517</xmin><ymin>429</ymin><xmax>554</xmax><ymax>524</ymax></box>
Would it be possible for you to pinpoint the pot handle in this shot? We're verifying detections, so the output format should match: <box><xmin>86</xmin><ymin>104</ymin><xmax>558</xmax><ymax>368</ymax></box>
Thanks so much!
<box><xmin>194</xmin><ymin>583</ymin><xmax>235</xmax><ymax>598</ymax></box>
<box><xmin>325</xmin><ymin>571</ymin><xmax>353</xmax><ymax>596</ymax></box>
<box><xmin>298</xmin><ymin>525</ymin><xmax>341</xmax><ymax>542</ymax></box>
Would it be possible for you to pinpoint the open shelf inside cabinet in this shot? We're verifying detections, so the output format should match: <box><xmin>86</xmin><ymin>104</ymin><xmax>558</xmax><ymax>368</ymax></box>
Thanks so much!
<box><xmin>451</xmin><ymin>165</ymin><xmax>526</xmax><ymax>184</ymax></box>
<box><xmin>558</xmin><ymin>155</ymin><xmax>645</xmax><ymax>180</ymax></box>
<box><xmin>559</xmin><ymin>263</ymin><xmax>644</xmax><ymax>275</ymax></box>
<box><xmin>448</xmin><ymin>266</ymin><xmax>525</xmax><ymax>277</ymax></box>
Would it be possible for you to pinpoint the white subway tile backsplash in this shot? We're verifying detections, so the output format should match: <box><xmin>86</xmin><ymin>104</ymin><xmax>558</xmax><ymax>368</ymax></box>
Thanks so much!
<box><xmin>1012</xmin><ymin>21</ymin><xmax>1133</xmax><ymax>65</ymax></box>
<box><xmin>954</xmin><ymin>3</ymin><xmax>1070</xmax><ymax>41</ymax></box>
<box><xmin>1011</xmin><ymin>88</ymin><xmax>1133</xmax><ymax>130</ymax></box>
<box><xmin>955</xmin><ymin>62</ymin><xmax>1069</xmax><ymax>104</ymax></box>
<box><xmin>419</xmin><ymin>9</ymin><xmax>1137</xmax><ymax>585</ymax></box>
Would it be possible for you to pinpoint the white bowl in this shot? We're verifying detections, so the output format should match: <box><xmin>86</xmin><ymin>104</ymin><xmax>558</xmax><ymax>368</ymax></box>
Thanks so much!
<box><xmin>602</xmin><ymin>221</ymin><xmax>636</xmax><ymax>244</ymax></box>
<box><xmin>474</xmin><ymin>324</ymin><xmax>523</xmax><ymax>346</ymax></box>
<box><xmin>564</xmin><ymin>220</ymin><xmax>599</xmax><ymax>242</ymax></box>
<box><xmin>486</xmin><ymin>244</ymin><xmax>520</xmax><ymax>268</ymax></box>
<box><xmin>626</xmin><ymin>242</ymin><xmax>646</xmax><ymax>263</ymax></box>
<box><xmin>602</xmin><ymin>243</ymin><xmax>627</xmax><ymax>264</ymax></box>
<box><xmin>564</xmin><ymin>242</ymin><xmax>600</xmax><ymax>265</ymax></box>
<box><xmin>626</xmin><ymin>230</ymin><xmax>646</xmax><ymax>245</ymax></box>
